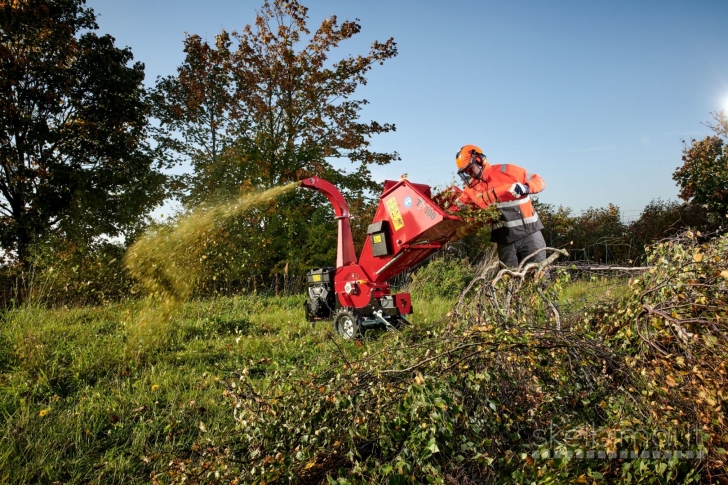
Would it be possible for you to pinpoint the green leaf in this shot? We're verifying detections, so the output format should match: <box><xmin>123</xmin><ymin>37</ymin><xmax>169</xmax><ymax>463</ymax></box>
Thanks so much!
<box><xmin>427</xmin><ymin>437</ymin><xmax>440</xmax><ymax>454</ymax></box>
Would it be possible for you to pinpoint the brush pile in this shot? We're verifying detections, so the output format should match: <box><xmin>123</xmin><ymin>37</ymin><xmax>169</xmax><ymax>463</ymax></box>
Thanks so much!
<box><xmin>167</xmin><ymin>232</ymin><xmax>728</xmax><ymax>484</ymax></box>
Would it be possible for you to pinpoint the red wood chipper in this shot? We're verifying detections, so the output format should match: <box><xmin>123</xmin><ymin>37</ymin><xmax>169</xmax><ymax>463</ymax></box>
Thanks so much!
<box><xmin>300</xmin><ymin>176</ymin><xmax>473</xmax><ymax>338</ymax></box>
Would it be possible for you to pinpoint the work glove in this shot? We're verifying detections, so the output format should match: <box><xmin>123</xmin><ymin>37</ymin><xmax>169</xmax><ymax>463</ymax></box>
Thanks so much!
<box><xmin>508</xmin><ymin>182</ymin><xmax>529</xmax><ymax>198</ymax></box>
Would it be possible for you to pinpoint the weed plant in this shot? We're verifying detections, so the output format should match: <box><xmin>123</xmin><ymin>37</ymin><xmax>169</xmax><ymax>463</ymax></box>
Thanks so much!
<box><xmin>408</xmin><ymin>256</ymin><xmax>475</xmax><ymax>301</ymax></box>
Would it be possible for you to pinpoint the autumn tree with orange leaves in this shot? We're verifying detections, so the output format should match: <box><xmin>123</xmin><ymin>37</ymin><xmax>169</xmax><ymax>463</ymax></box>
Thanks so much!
<box><xmin>151</xmin><ymin>0</ymin><xmax>399</xmax><ymax>291</ymax></box>
<box><xmin>152</xmin><ymin>0</ymin><xmax>398</xmax><ymax>204</ymax></box>
<box><xmin>673</xmin><ymin>111</ymin><xmax>728</xmax><ymax>218</ymax></box>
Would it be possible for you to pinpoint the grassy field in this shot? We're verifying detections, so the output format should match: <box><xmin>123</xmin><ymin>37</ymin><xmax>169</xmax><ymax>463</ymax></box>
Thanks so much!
<box><xmin>2</xmin><ymin>251</ymin><xmax>723</xmax><ymax>484</ymax></box>
<box><xmin>0</xmin><ymin>294</ymin><xmax>452</xmax><ymax>484</ymax></box>
<box><xmin>558</xmin><ymin>274</ymin><xmax>631</xmax><ymax>313</ymax></box>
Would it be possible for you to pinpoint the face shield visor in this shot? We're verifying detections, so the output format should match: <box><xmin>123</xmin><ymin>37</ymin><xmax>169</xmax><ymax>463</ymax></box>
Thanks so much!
<box><xmin>457</xmin><ymin>154</ymin><xmax>484</xmax><ymax>188</ymax></box>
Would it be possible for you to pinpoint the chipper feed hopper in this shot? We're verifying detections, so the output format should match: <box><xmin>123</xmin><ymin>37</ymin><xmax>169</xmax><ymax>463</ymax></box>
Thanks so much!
<box><xmin>300</xmin><ymin>177</ymin><xmax>472</xmax><ymax>338</ymax></box>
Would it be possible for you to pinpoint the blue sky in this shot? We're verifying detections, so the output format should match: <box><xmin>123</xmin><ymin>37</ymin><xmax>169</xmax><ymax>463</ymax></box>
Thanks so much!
<box><xmin>88</xmin><ymin>0</ymin><xmax>728</xmax><ymax>216</ymax></box>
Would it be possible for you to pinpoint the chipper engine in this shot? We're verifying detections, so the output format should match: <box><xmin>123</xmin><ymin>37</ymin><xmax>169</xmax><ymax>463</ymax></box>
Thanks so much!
<box><xmin>300</xmin><ymin>177</ymin><xmax>473</xmax><ymax>338</ymax></box>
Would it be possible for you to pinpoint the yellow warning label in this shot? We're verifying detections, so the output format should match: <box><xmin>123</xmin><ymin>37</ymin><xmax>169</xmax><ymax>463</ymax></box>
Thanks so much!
<box><xmin>312</xmin><ymin>274</ymin><xmax>321</xmax><ymax>282</ymax></box>
<box><xmin>373</xmin><ymin>234</ymin><xmax>382</xmax><ymax>243</ymax></box>
<box><xmin>385</xmin><ymin>197</ymin><xmax>405</xmax><ymax>230</ymax></box>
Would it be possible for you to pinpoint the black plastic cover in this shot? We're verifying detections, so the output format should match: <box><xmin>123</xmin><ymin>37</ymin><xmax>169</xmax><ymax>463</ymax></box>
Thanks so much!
<box><xmin>367</xmin><ymin>221</ymin><xmax>391</xmax><ymax>257</ymax></box>
<box><xmin>367</xmin><ymin>221</ymin><xmax>387</xmax><ymax>234</ymax></box>
<box><xmin>306</xmin><ymin>267</ymin><xmax>335</xmax><ymax>285</ymax></box>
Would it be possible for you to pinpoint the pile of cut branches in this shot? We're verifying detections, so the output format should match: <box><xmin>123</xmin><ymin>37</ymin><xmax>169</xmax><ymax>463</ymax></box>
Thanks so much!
<box><xmin>165</xmin><ymin>233</ymin><xmax>728</xmax><ymax>484</ymax></box>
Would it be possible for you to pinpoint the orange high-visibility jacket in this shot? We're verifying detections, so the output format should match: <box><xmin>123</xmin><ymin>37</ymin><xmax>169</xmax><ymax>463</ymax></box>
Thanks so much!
<box><xmin>458</xmin><ymin>163</ymin><xmax>546</xmax><ymax>245</ymax></box>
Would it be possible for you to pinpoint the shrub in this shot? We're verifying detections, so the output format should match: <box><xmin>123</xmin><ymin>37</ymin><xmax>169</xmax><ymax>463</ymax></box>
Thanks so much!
<box><xmin>627</xmin><ymin>199</ymin><xmax>718</xmax><ymax>258</ymax></box>
<box><xmin>1</xmin><ymin>238</ymin><xmax>133</xmax><ymax>308</ymax></box>
<box><xmin>408</xmin><ymin>255</ymin><xmax>474</xmax><ymax>300</ymax></box>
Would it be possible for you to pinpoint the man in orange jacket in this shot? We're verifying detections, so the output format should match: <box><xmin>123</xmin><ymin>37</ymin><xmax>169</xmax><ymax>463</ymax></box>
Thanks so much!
<box><xmin>452</xmin><ymin>144</ymin><xmax>548</xmax><ymax>268</ymax></box>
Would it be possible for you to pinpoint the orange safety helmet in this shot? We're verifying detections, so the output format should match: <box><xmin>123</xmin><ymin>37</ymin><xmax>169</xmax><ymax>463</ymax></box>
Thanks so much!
<box><xmin>455</xmin><ymin>145</ymin><xmax>485</xmax><ymax>170</ymax></box>
<box><xmin>455</xmin><ymin>145</ymin><xmax>486</xmax><ymax>187</ymax></box>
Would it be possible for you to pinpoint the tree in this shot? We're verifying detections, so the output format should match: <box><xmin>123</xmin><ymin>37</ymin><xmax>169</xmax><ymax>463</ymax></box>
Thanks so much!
<box><xmin>532</xmin><ymin>200</ymin><xmax>632</xmax><ymax>263</ymax></box>
<box><xmin>151</xmin><ymin>0</ymin><xmax>398</xmax><ymax>203</ymax></box>
<box><xmin>150</xmin><ymin>0</ymin><xmax>398</xmax><ymax>291</ymax></box>
<box><xmin>673</xmin><ymin>111</ymin><xmax>728</xmax><ymax>217</ymax></box>
<box><xmin>0</xmin><ymin>0</ymin><xmax>168</xmax><ymax>265</ymax></box>
<box><xmin>150</xmin><ymin>32</ymin><xmax>235</xmax><ymax>201</ymax></box>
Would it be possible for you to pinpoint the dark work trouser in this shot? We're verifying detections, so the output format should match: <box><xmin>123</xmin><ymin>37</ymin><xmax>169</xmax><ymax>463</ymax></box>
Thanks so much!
<box><xmin>496</xmin><ymin>231</ymin><xmax>547</xmax><ymax>269</ymax></box>
<box><xmin>497</xmin><ymin>231</ymin><xmax>558</xmax><ymax>318</ymax></box>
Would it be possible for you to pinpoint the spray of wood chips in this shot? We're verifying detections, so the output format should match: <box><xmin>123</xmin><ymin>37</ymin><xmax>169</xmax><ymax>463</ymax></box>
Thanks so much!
<box><xmin>124</xmin><ymin>182</ymin><xmax>301</xmax><ymax>348</ymax></box>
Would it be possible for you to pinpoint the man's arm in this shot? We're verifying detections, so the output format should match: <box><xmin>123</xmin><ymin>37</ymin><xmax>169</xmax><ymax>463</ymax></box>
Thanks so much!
<box><xmin>524</xmin><ymin>171</ymin><xmax>545</xmax><ymax>194</ymax></box>
<box><xmin>455</xmin><ymin>186</ymin><xmax>472</xmax><ymax>206</ymax></box>
<box><xmin>500</xmin><ymin>164</ymin><xmax>546</xmax><ymax>198</ymax></box>
<box><xmin>432</xmin><ymin>185</ymin><xmax>468</xmax><ymax>212</ymax></box>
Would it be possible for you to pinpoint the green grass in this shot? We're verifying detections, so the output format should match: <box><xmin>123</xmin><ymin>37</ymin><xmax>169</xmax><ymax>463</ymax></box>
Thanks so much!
<box><xmin>558</xmin><ymin>275</ymin><xmax>630</xmax><ymax>313</ymax></box>
<box><xmin>0</xmin><ymin>277</ymin><xmax>622</xmax><ymax>483</ymax></box>
<box><xmin>0</xmin><ymin>294</ymin><xmax>452</xmax><ymax>484</ymax></box>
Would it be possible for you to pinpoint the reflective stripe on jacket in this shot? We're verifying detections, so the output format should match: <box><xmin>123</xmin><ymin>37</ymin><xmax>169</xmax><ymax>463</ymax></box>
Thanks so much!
<box><xmin>457</xmin><ymin>163</ymin><xmax>545</xmax><ymax>245</ymax></box>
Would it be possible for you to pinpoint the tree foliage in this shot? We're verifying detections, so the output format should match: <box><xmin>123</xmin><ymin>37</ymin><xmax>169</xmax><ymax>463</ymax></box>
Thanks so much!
<box><xmin>0</xmin><ymin>0</ymin><xmax>167</xmax><ymax>265</ymax></box>
<box><xmin>151</xmin><ymin>0</ymin><xmax>399</xmax><ymax>204</ymax></box>
<box><xmin>628</xmin><ymin>198</ymin><xmax>714</xmax><ymax>249</ymax></box>
<box><xmin>531</xmin><ymin>199</ymin><xmax>718</xmax><ymax>266</ymax></box>
<box><xmin>149</xmin><ymin>0</ymin><xmax>398</xmax><ymax>290</ymax></box>
<box><xmin>673</xmin><ymin>111</ymin><xmax>728</xmax><ymax>217</ymax></box>
<box><xmin>535</xmin><ymin>201</ymin><xmax>630</xmax><ymax>263</ymax></box>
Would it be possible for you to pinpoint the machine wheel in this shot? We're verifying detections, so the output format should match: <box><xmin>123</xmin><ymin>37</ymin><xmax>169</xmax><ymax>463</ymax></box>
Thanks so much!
<box><xmin>304</xmin><ymin>300</ymin><xmax>314</xmax><ymax>325</ymax></box>
<box><xmin>334</xmin><ymin>308</ymin><xmax>361</xmax><ymax>340</ymax></box>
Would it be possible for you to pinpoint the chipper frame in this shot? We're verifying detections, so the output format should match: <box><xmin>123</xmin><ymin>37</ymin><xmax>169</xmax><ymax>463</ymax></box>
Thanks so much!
<box><xmin>300</xmin><ymin>176</ymin><xmax>472</xmax><ymax>338</ymax></box>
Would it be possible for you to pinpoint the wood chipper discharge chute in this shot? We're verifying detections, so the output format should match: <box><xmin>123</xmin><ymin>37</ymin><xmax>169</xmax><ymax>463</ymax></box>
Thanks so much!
<box><xmin>300</xmin><ymin>176</ymin><xmax>474</xmax><ymax>339</ymax></box>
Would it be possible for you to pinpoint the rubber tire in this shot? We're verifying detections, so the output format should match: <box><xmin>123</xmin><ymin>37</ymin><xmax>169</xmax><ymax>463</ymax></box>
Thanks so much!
<box><xmin>334</xmin><ymin>308</ymin><xmax>361</xmax><ymax>340</ymax></box>
<box><xmin>304</xmin><ymin>300</ymin><xmax>314</xmax><ymax>324</ymax></box>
